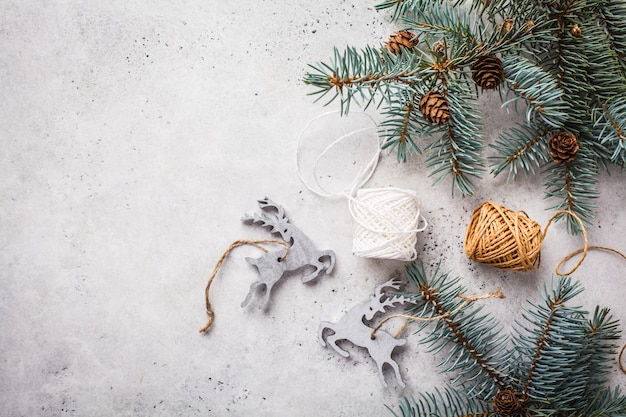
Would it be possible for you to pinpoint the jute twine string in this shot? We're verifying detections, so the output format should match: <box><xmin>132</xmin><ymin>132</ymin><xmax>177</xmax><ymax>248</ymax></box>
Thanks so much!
<box><xmin>464</xmin><ymin>201</ymin><xmax>626</xmax><ymax>276</ymax></box>
<box><xmin>370</xmin><ymin>287</ymin><xmax>505</xmax><ymax>339</ymax></box>
<box><xmin>620</xmin><ymin>344</ymin><xmax>626</xmax><ymax>375</ymax></box>
<box><xmin>199</xmin><ymin>239</ymin><xmax>289</xmax><ymax>333</ymax></box>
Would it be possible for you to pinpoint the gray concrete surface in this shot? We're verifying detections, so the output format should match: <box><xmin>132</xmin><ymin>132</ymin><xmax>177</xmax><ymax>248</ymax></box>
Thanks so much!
<box><xmin>1</xmin><ymin>1</ymin><xmax>624</xmax><ymax>416</ymax></box>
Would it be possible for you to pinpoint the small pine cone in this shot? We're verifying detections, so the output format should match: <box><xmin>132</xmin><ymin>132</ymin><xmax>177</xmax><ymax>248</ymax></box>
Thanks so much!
<box><xmin>433</xmin><ymin>40</ymin><xmax>446</xmax><ymax>56</ymax></box>
<box><xmin>471</xmin><ymin>55</ymin><xmax>504</xmax><ymax>89</ymax></box>
<box><xmin>549</xmin><ymin>131</ymin><xmax>579</xmax><ymax>164</ymax></box>
<box><xmin>492</xmin><ymin>390</ymin><xmax>522</xmax><ymax>416</ymax></box>
<box><xmin>503</xmin><ymin>18</ymin><xmax>513</xmax><ymax>33</ymax></box>
<box><xmin>571</xmin><ymin>24</ymin><xmax>582</xmax><ymax>37</ymax></box>
<box><xmin>418</xmin><ymin>91</ymin><xmax>450</xmax><ymax>125</ymax></box>
<box><xmin>384</xmin><ymin>31</ymin><xmax>418</xmax><ymax>55</ymax></box>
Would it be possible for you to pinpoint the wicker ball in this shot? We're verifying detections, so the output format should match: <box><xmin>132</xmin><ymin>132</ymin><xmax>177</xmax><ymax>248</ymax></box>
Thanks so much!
<box><xmin>464</xmin><ymin>201</ymin><xmax>543</xmax><ymax>271</ymax></box>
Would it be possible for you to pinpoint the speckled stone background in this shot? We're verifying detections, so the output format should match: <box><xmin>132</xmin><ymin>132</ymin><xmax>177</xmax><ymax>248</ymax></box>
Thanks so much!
<box><xmin>1</xmin><ymin>1</ymin><xmax>624</xmax><ymax>416</ymax></box>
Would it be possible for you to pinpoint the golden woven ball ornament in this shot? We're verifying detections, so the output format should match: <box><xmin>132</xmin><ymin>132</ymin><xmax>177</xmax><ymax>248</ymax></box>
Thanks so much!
<box><xmin>464</xmin><ymin>201</ymin><xmax>545</xmax><ymax>272</ymax></box>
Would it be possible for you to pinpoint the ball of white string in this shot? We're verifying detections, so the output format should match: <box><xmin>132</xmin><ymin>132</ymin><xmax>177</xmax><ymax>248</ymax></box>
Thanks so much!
<box><xmin>297</xmin><ymin>111</ymin><xmax>427</xmax><ymax>262</ymax></box>
<box><xmin>349</xmin><ymin>187</ymin><xmax>425</xmax><ymax>261</ymax></box>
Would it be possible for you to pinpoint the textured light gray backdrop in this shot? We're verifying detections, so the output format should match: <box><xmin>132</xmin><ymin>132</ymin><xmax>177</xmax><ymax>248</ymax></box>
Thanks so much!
<box><xmin>1</xmin><ymin>1</ymin><xmax>624</xmax><ymax>416</ymax></box>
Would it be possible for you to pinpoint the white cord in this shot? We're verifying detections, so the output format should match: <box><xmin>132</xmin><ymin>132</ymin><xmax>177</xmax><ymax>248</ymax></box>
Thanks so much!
<box><xmin>296</xmin><ymin>111</ymin><xmax>381</xmax><ymax>198</ymax></box>
<box><xmin>297</xmin><ymin>111</ymin><xmax>427</xmax><ymax>261</ymax></box>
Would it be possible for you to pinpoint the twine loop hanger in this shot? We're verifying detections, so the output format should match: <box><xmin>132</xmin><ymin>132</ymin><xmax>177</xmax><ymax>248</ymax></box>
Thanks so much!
<box><xmin>199</xmin><ymin>239</ymin><xmax>289</xmax><ymax>333</ymax></box>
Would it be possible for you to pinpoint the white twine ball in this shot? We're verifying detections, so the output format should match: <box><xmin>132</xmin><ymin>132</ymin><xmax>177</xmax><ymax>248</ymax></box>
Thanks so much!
<box><xmin>297</xmin><ymin>111</ymin><xmax>428</xmax><ymax>261</ymax></box>
<box><xmin>350</xmin><ymin>187</ymin><xmax>426</xmax><ymax>261</ymax></box>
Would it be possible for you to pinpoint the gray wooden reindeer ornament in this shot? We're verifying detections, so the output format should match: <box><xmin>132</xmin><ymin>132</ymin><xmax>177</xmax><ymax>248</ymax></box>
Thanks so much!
<box><xmin>318</xmin><ymin>279</ymin><xmax>407</xmax><ymax>388</ymax></box>
<box><xmin>241</xmin><ymin>197</ymin><xmax>336</xmax><ymax>309</ymax></box>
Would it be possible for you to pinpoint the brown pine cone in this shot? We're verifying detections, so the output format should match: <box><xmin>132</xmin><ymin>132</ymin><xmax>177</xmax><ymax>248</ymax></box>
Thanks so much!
<box><xmin>418</xmin><ymin>91</ymin><xmax>450</xmax><ymax>125</ymax></box>
<box><xmin>492</xmin><ymin>390</ymin><xmax>522</xmax><ymax>416</ymax></box>
<box><xmin>503</xmin><ymin>18</ymin><xmax>513</xmax><ymax>33</ymax></box>
<box><xmin>384</xmin><ymin>31</ymin><xmax>418</xmax><ymax>55</ymax></box>
<box><xmin>471</xmin><ymin>55</ymin><xmax>504</xmax><ymax>89</ymax></box>
<box><xmin>549</xmin><ymin>131</ymin><xmax>579</xmax><ymax>164</ymax></box>
<box><xmin>433</xmin><ymin>40</ymin><xmax>446</xmax><ymax>56</ymax></box>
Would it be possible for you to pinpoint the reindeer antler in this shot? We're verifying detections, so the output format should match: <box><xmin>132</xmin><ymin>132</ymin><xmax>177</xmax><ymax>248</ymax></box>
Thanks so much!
<box><xmin>242</xmin><ymin>198</ymin><xmax>290</xmax><ymax>237</ymax></box>
<box><xmin>373</xmin><ymin>279</ymin><xmax>402</xmax><ymax>299</ymax></box>
<box><xmin>380</xmin><ymin>293</ymin><xmax>406</xmax><ymax>311</ymax></box>
<box><xmin>373</xmin><ymin>279</ymin><xmax>406</xmax><ymax>310</ymax></box>
<box><xmin>258</xmin><ymin>197</ymin><xmax>289</xmax><ymax>223</ymax></box>
<box><xmin>241</xmin><ymin>211</ymin><xmax>279</xmax><ymax>233</ymax></box>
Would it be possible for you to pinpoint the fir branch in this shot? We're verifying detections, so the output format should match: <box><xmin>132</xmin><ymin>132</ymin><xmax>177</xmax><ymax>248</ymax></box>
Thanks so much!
<box><xmin>303</xmin><ymin>46</ymin><xmax>422</xmax><ymax>114</ymax></box>
<box><xmin>426</xmin><ymin>82</ymin><xmax>485</xmax><ymax>196</ymax></box>
<box><xmin>554</xmin><ymin>24</ymin><xmax>595</xmax><ymax>142</ymax></box>
<box><xmin>453</xmin><ymin>15</ymin><xmax>554</xmax><ymax>69</ymax></box>
<box><xmin>305</xmin><ymin>0</ymin><xmax>626</xmax><ymax>227</ymax></box>
<box><xmin>400</xmin><ymin>1</ymin><xmax>475</xmax><ymax>40</ymax></box>
<box><xmin>572</xmin><ymin>387</ymin><xmax>626</xmax><ymax>417</ymax></box>
<box><xmin>577</xmin><ymin>307</ymin><xmax>621</xmax><ymax>396</ymax></box>
<box><xmin>502</xmin><ymin>55</ymin><xmax>569</xmax><ymax>128</ymax></box>
<box><xmin>380</xmin><ymin>90</ymin><xmax>438</xmax><ymax>161</ymax></box>
<box><xmin>405</xmin><ymin>262</ymin><xmax>511</xmax><ymax>400</ymax></box>
<box><xmin>375</xmin><ymin>0</ymin><xmax>465</xmax><ymax>22</ymax></box>
<box><xmin>598</xmin><ymin>0</ymin><xmax>626</xmax><ymax>66</ymax></box>
<box><xmin>390</xmin><ymin>387</ymin><xmax>492</xmax><ymax>417</ymax></box>
<box><xmin>598</xmin><ymin>96</ymin><xmax>626</xmax><ymax>165</ymax></box>
<box><xmin>514</xmin><ymin>277</ymin><xmax>587</xmax><ymax>407</ymax></box>
<box><xmin>543</xmin><ymin>148</ymin><xmax>599</xmax><ymax>234</ymax></box>
<box><xmin>526</xmin><ymin>307</ymin><xmax>613</xmax><ymax>414</ymax></box>
<box><xmin>490</xmin><ymin>124</ymin><xmax>550</xmax><ymax>179</ymax></box>
<box><xmin>583</xmin><ymin>17</ymin><xmax>626</xmax><ymax>102</ymax></box>
<box><xmin>386</xmin><ymin>261</ymin><xmax>626</xmax><ymax>416</ymax></box>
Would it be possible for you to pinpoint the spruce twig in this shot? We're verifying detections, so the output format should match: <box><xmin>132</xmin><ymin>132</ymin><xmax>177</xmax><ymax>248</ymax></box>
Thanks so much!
<box><xmin>390</xmin><ymin>263</ymin><xmax>625</xmax><ymax>417</ymax></box>
<box><xmin>303</xmin><ymin>0</ymin><xmax>626</xmax><ymax>228</ymax></box>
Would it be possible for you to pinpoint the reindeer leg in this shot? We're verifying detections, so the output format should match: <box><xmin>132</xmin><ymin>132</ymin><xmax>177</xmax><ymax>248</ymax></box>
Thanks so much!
<box><xmin>318</xmin><ymin>322</ymin><xmax>332</xmax><ymax>347</ymax></box>
<box><xmin>386</xmin><ymin>339</ymin><xmax>407</xmax><ymax>388</ymax></box>
<box><xmin>388</xmin><ymin>360</ymin><xmax>406</xmax><ymax>388</ymax></box>
<box><xmin>376</xmin><ymin>362</ymin><xmax>389</xmax><ymax>388</ymax></box>
<box><xmin>258</xmin><ymin>282</ymin><xmax>275</xmax><ymax>310</ymax></box>
<box><xmin>301</xmin><ymin>262</ymin><xmax>323</xmax><ymax>283</ymax></box>
<box><xmin>326</xmin><ymin>333</ymin><xmax>350</xmax><ymax>358</ymax></box>
<box><xmin>241</xmin><ymin>280</ymin><xmax>264</xmax><ymax>308</ymax></box>
<box><xmin>320</xmin><ymin>250</ymin><xmax>336</xmax><ymax>274</ymax></box>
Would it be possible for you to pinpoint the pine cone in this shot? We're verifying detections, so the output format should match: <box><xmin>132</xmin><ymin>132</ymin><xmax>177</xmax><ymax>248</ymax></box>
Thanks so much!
<box><xmin>433</xmin><ymin>40</ymin><xmax>446</xmax><ymax>56</ymax></box>
<box><xmin>384</xmin><ymin>31</ymin><xmax>417</xmax><ymax>55</ymax></box>
<box><xmin>471</xmin><ymin>55</ymin><xmax>504</xmax><ymax>89</ymax></box>
<box><xmin>418</xmin><ymin>91</ymin><xmax>450</xmax><ymax>125</ymax></box>
<box><xmin>492</xmin><ymin>390</ymin><xmax>522</xmax><ymax>416</ymax></box>
<box><xmin>549</xmin><ymin>131</ymin><xmax>579</xmax><ymax>164</ymax></box>
<box><xmin>503</xmin><ymin>18</ymin><xmax>513</xmax><ymax>33</ymax></box>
